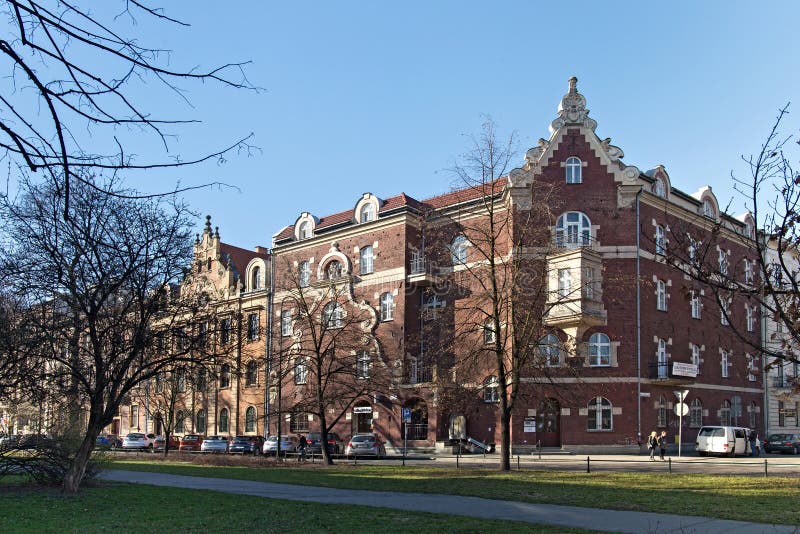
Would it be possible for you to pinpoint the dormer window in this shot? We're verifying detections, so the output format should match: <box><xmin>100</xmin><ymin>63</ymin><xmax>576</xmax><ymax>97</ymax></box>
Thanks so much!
<box><xmin>325</xmin><ymin>260</ymin><xmax>343</xmax><ymax>280</ymax></box>
<box><xmin>251</xmin><ymin>266</ymin><xmax>261</xmax><ymax>291</ymax></box>
<box><xmin>652</xmin><ymin>179</ymin><xmax>666</xmax><ymax>198</ymax></box>
<box><xmin>298</xmin><ymin>221</ymin><xmax>311</xmax><ymax>239</ymax></box>
<box><xmin>565</xmin><ymin>157</ymin><xmax>582</xmax><ymax>184</ymax></box>
<box><xmin>702</xmin><ymin>199</ymin><xmax>715</xmax><ymax>219</ymax></box>
<box><xmin>360</xmin><ymin>204</ymin><xmax>375</xmax><ymax>223</ymax></box>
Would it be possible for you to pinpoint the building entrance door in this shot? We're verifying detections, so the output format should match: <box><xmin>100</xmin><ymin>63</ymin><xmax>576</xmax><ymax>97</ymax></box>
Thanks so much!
<box><xmin>537</xmin><ymin>398</ymin><xmax>560</xmax><ymax>447</ymax></box>
<box><xmin>352</xmin><ymin>403</ymin><xmax>373</xmax><ymax>435</ymax></box>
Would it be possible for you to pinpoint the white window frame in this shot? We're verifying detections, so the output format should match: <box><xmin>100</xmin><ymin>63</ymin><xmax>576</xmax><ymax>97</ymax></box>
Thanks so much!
<box><xmin>583</xmin><ymin>267</ymin><xmax>595</xmax><ymax>299</ymax></box>
<box><xmin>652</xmin><ymin>179</ymin><xmax>666</xmax><ymax>198</ymax></box>
<box><xmin>718</xmin><ymin>249</ymin><xmax>729</xmax><ymax>276</ymax></box>
<box><xmin>380</xmin><ymin>292</ymin><xmax>394</xmax><ymax>321</ymax></box>
<box><xmin>360</xmin><ymin>204</ymin><xmax>375</xmax><ymax>223</ymax></box>
<box><xmin>655</xmin><ymin>225</ymin><xmax>665</xmax><ymax>255</ymax></box>
<box><xmin>656</xmin><ymin>280</ymin><xmax>667</xmax><ymax>311</ymax></box>
<box><xmin>657</xmin><ymin>339</ymin><xmax>668</xmax><ymax>378</ymax></box>
<box><xmin>555</xmin><ymin>212</ymin><xmax>592</xmax><ymax>248</ymax></box>
<box><xmin>539</xmin><ymin>334</ymin><xmax>561</xmax><ymax>367</ymax></box>
<box><xmin>746</xmin><ymin>305</ymin><xmax>755</xmax><ymax>332</ymax></box>
<box><xmin>483</xmin><ymin>320</ymin><xmax>497</xmax><ymax>344</ymax></box>
<box><xmin>322</xmin><ymin>301</ymin><xmax>344</xmax><ymax>329</ymax></box>
<box><xmin>558</xmin><ymin>268</ymin><xmax>572</xmax><ymax>299</ymax></box>
<box><xmin>299</xmin><ymin>261</ymin><xmax>311</xmax><ymax>287</ymax></box>
<box><xmin>690</xmin><ymin>290</ymin><xmax>701</xmax><ymax>319</ymax></box>
<box><xmin>587</xmin><ymin>396</ymin><xmax>612</xmax><ymax>431</ymax></box>
<box><xmin>298</xmin><ymin>221</ymin><xmax>311</xmax><ymax>239</ymax></box>
<box><xmin>689</xmin><ymin>399</ymin><xmax>703</xmax><ymax>428</ymax></box>
<box><xmin>360</xmin><ymin>245</ymin><xmax>374</xmax><ymax>275</ymax></box>
<box><xmin>721</xmin><ymin>350</ymin><xmax>730</xmax><ymax>378</ymax></box>
<box><xmin>589</xmin><ymin>333</ymin><xmax>611</xmax><ymax>367</ymax></box>
<box><xmin>657</xmin><ymin>395</ymin><xmax>667</xmax><ymax>428</ymax></box>
<box><xmin>720</xmin><ymin>298</ymin><xmax>730</xmax><ymax>326</ymax></box>
<box><xmin>691</xmin><ymin>343</ymin><xmax>701</xmax><ymax>372</ymax></box>
<box><xmin>565</xmin><ymin>156</ymin><xmax>582</xmax><ymax>184</ymax></box>
<box><xmin>356</xmin><ymin>351</ymin><xmax>371</xmax><ymax>379</ymax></box>
<box><xmin>483</xmin><ymin>376</ymin><xmax>500</xmax><ymax>403</ymax></box>
<box><xmin>451</xmin><ymin>235</ymin><xmax>468</xmax><ymax>264</ymax></box>
<box><xmin>294</xmin><ymin>357</ymin><xmax>307</xmax><ymax>385</ymax></box>
<box><xmin>746</xmin><ymin>353</ymin><xmax>757</xmax><ymax>382</ymax></box>
<box><xmin>744</xmin><ymin>259</ymin><xmax>753</xmax><ymax>285</ymax></box>
<box><xmin>281</xmin><ymin>310</ymin><xmax>292</xmax><ymax>337</ymax></box>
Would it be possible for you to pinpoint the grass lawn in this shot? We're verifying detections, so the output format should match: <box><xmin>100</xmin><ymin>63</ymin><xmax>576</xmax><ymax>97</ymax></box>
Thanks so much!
<box><xmin>107</xmin><ymin>457</ymin><xmax>800</xmax><ymax>526</ymax></box>
<box><xmin>0</xmin><ymin>481</ymin><xmax>584</xmax><ymax>533</ymax></box>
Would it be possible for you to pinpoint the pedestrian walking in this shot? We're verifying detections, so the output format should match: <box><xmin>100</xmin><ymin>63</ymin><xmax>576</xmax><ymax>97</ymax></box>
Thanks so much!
<box><xmin>297</xmin><ymin>434</ymin><xmax>307</xmax><ymax>462</ymax></box>
<box><xmin>749</xmin><ymin>430</ymin><xmax>760</xmax><ymax>457</ymax></box>
<box><xmin>658</xmin><ymin>430</ymin><xmax>668</xmax><ymax>461</ymax></box>
<box><xmin>647</xmin><ymin>431</ymin><xmax>658</xmax><ymax>461</ymax></box>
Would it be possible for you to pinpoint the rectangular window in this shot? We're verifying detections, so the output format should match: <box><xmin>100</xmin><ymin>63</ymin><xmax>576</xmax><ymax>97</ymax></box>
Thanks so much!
<box><xmin>281</xmin><ymin>310</ymin><xmax>292</xmax><ymax>337</ymax></box>
<box><xmin>356</xmin><ymin>352</ymin><xmax>370</xmax><ymax>379</ymax></box>
<box><xmin>721</xmin><ymin>350</ymin><xmax>730</xmax><ymax>378</ymax></box>
<box><xmin>656</xmin><ymin>280</ymin><xmax>667</xmax><ymax>311</ymax></box>
<box><xmin>720</xmin><ymin>299</ymin><xmax>729</xmax><ymax>326</ymax></box>
<box><xmin>747</xmin><ymin>354</ymin><xmax>757</xmax><ymax>382</ymax></box>
<box><xmin>557</xmin><ymin>268</ymin><xmax>572</xmax><ymax>299</ymax></box>
<box><xmin>247</xmin><ymin>313</ymin><xmax>259</xmax><ymax>341</ymax></box>
<box><xmin>294</xmin><ymin>358</ymin><xmax>307</xmax><ymax>385</ymax></box>
<box><xmin>718</xmin><ymin>249</ymin><xmax>729</xmax><ymax>276</ymax></box>
<box><xmin>220</xmin><ymin>318</ymin><xmax>231</xmax><ymax>345</ymax></box>
<box><xmin>778</xmin><ymin>401</ymin><xmax>785</xmax><ymax>427</ymax></box>
<box><xmin>655</xmin><ymin>225</ymin><xmax>665</xmax><ymax>255</ymax></box>
<box><xmin>691</xmin><ymin>344</ymin><xmax>701</xmax><ymax>374</ymax></box>
<box><xmin>130</xmin><ymin>405</ymin><xmax>139</xmax><ymax>429</ymax></box>
<box><xmin>744</xmin><ymin>259</ymin><xmax>753</xmax><ymax>284</ymax></box>
<box><xmin>583</xmin><ymin>267</ymin><xmax>594</xmax><ymax>299</ymax></box>
<box><xmin>690</xmin><ymin>291</ymin><xmax>701</xmax><ymax>319</ymax></box>
<box><xmin>360</xmin><ymin>246</ymin><xmax>374</xmax><ymax>275</ymax></box>
<box><xmin>746</xmin><ymin>305</ymin><xmax>755</xmax><ymax>332</ymax></box>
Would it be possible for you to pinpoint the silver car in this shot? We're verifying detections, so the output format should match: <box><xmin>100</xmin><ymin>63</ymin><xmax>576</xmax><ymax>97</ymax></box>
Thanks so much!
<box><xmin>121</xmin><ymin>432</ymin><xmax>155</xmax><ymax>451</ymax></box>
<box><xmin>200</xmin><ymin>435</ymin><xmax>229</xmax><ymax>453</ymax></box>
<box><xmin>262</xmin><ymin>435</ymin><xmax>298</xmax><ymax>455</ymax></box>
<box><xmin>345</xmin><ymin>433</ymin><xmax>387</xmax><ymax>458</ymax></box>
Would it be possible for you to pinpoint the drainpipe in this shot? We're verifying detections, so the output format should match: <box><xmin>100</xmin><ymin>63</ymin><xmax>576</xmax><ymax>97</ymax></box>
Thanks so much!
<box><xmin>635</xmin><ymin>188</ymin><xmax>643</xmax><ymax>445</ymax></box>
<box><xmin>265</xmin><ymin>251</ymin><xmax>275</xmax><ymax>438</ymax></box>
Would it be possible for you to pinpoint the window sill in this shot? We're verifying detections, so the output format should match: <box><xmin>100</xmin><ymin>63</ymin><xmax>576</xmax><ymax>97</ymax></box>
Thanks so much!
<box><xmin>586</xmin><ymin>429</ymin><xmax>613</xmax><ymax>432</ymax></box>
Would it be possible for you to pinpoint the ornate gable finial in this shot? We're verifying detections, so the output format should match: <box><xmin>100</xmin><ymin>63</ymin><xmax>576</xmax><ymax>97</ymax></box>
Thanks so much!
<box><xmin>203</xmin><ymin>215</ymin><xmax>212</xmax><ymax>235</ymax></box>
<box><xmin>214</xmin><ymin>226</ymin><xmax>220</xmax><ymax>239</ymax></box>
<box><xmin>550</xmin><ymin>76</ymin><xmax>597</xmax><ymax>133</ymax></box>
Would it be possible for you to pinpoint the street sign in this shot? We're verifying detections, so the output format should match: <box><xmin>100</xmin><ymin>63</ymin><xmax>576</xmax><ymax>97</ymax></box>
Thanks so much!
<box><xmin>401</xmin><ymin>407</ymin><xmax>411</xmax><ymax>423</ymax></box>
<box><xmin>674</xmin><ymin>389</ymin><xmax>689</xmax><ymax>402</ymax></box>
<box><xmin>674</xmin><ymin>402</ymin><xmax>688</xmax><ymax>416</ymax></box>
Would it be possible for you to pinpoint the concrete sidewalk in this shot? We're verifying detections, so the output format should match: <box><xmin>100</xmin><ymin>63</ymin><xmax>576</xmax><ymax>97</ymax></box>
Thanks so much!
<box><xmin>100</xmin><ymin>469</ymin><xmax>795</xmax><ymax>533</ymax></box>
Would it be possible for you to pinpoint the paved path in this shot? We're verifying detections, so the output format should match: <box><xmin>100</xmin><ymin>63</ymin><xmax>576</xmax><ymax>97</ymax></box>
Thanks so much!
<box><xmin>100</xmin><ymin>470</ymin><xmax>796</xmax><ymax>533</ymax></box>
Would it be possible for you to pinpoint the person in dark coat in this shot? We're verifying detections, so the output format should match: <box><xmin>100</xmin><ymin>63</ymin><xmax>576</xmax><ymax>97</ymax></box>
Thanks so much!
<box><xmin>658</xmin><ymin>430</ymin><xmax>668</xmax><ymax>461</ymax></box>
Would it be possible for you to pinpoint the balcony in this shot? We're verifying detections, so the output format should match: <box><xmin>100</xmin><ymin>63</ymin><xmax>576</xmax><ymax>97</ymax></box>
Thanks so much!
<box><xmin>543</xmin><ymin>297</ymin><xmax>607</xmax><ymax>329</ymax></box>
<box><xmin>553</xmin><ymin>233</ymin><xmax>595</xmax><ymax>250</ymax></box>
<box><xmin>407</xmin><ymin>256</ymin><xmax>440</xmax><ymax>286</ymax></box>
<box><xmin>649</xmin><ymin>362</ymin><xmax>697</xmax><ymax>385</ymax></box>
<box><xmin>773</xmin><ymin>377</ymin><xmax>793</xmax><ymax>388</ymax></box>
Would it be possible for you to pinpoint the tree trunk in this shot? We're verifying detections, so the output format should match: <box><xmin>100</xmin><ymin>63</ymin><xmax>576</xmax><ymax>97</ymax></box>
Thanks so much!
<box><xmin>63</xmin><ymin>423</ymin><xmax>102</xmax><ymax>493</ymax></box>
<box><xmin>499</xmin><ymin>406</ymin><xmax>511</xmax><ymax>471</ymax></box>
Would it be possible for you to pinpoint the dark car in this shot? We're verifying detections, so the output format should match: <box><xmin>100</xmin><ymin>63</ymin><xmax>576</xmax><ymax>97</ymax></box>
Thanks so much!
<box><xmin>95</xmin><ymin>434</ymin><xmax>123</xmax><ymax>450</ymax></box>
<box><xmin>179</xmin><ymin>434</ymin><xmax>204</xmax><ymax>452</ymax></box>
<box><xmin>229</xmin><ymin>435</ymin><xmax>264</xmax><ymax>455</ymax></box>
<box><xmin>307</xmin><ymin>431</ymin><xmax>344</xmax><ymax>455</ymax></box>
<box><xmin>763</xmin><ymin>433</ymin><xmax>800</xmax><ymax>455</ymax></box>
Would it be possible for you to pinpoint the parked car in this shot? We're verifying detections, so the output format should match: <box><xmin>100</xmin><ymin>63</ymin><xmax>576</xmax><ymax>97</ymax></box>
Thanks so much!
<box><xmin>307</xmin><ymin>431</ymin><xmax>344</xmax><ymax>455</ymax></box>
<box><xmin>345</xmin><ymin>433</ymin><xmax>387</xmax><ymax>458</ymax></box>
<box><xmin>200</xmin><ymin>435</ymin><xmax>229</xmax><ymax>453</ymax></box>
<box><xmin>763</xmin><ymin>433</ymin><xmax>800</xmax><ymax>455</ymax></box>
<box><xmin>179</xmin><ymin>434</ymin><xmax>204</xmax><ymax>452</ymax></box>
<box><xmin>18</xmin><ymin>434</ymin><xmax>50</xmax><ymax>450</ymax></box>
<box><xmin>121</xmin><ymin>432</ymin><xmax>156</xmax><ymax>451</ymax></box>
<box><xmin>262</xmin><ymin>435</ymin><xmax>298</xmax><ymax>455</ymax></box>
<box><xmin>153</xmin><ymin>435</ymin><xmax>180</xmax><ymax>452</ymax></box>
<box><xmin>95</xmin><ymin>434</ymin><xmax>123</xmax><ymax>450</ymax></box>
<box><xmin>0</xmin><ymin>434</ymin><xmax>20</xmax><ymax>449</ymax></box>
<box><xmin>695</xmin><ymin>426</ymin><xmax>748</xmax><ymax>457</ymax></box>
<box><xmin>229</xmin><ymin>435</ymin><xmax>264</xmax><ymax>455</ymax></box>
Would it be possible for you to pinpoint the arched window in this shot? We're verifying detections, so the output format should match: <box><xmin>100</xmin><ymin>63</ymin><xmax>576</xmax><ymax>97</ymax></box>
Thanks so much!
<box><xmin>657</xmin><ymin>395</ymin><xmax>667</xmax><ymax>428</ymax></box>
<box><xmin>322</xmin><ymin>301</ymin><xmax>343</xmax><ymax>329</ymax></box>
<box><xmin>565</xmin><ymin>156</ymin><xmax>582</xmax><ymax>184</ymax></box>
<box><xmin>555</xmin><ymin>212</ymin><xmax>591</xmax><ymax>248</ymax></box>
<box><xmin>298</xmin><ymin>221</ymin><xmax>311</xmax><ymax>239</ymax></box>
<box><xmin>652</xmin><ymin>179</ymin><xmax>666</xmax><ymax>198</ymax></box>
<box><xmin>299</xmin><ymin>261</ymin><xmax>311</xmax><ymax>287</ymax></box>
<box><xmin>702</xmin><ymin>199</ymin><xmax>716</xmax><ymax>219</ymax></box>
<box><xmin>245</xmin><ymin>406</ymin><xmax>256</xmax><ymax>432</ymax></box>
<box><xmin>360</xmin><ymin>203</ymin><xmax>375</xmax><ymax>223</ymax></box>
<box><xmin>325</xmin><ymin>260</ymin><xmax>343</xmax><ymax>280</ymax></box>
<box><xmin>720</xmin><ymin>400</ymin><xmax>732</xmax><ymax>426</ymax></box>
<box><xmin>251</xmin><ymin>266</ymin><xmax>261</xmax><ymax>291</ymax></box>
<box><xmin>360</xmin><ymin>246</ymin><xmax>374</xmax><ymax>275</ymax></box>
<box><xmin>483</xmin><ymin>376</ymin><xmax>499</xmax><ymax>403</ymax></box>
<box><xmin>451</xmin><ymin>235</ymin><xmax>468</xmax><ymax>264</ymax></box>
<box><xmin>245</xmin><ymin>360</ymin><xmax>258</xmax><ymax>386</ymax></box>
<box><xmin>196</xmin><ymin>410</ymin><xmax>207</xmax><ymax>434</ymax></box>
<box><xmin>380</xmin><ymin>292</ymin><xmax>393</xmax><ymax>321</ymax></box>
<box><xmin>219</xmin><ymin>408</ymin><xmax>229</xmax><ymax>433</ymax></box>
<box><xmin>294</xmin><ymin>357</ymin><xmax>307</xmax><ymax>385</ymax></box>
<box><xmin>588</xmin><ymin>333</ymin><xmax>610</xmax><ymax>366</ymax></box>
<box><xmin>689</xmin><ymin>398</ymin><xmax>703</xmax><ymax>428</ymax></box>
<box><xmin>587</xmin><ymin>397</ymin><xmax>612</xmax><ymax>430</ymax></box>
<box><xmin>220</xmin><ymin>364</ymin><xmax>231</xmax><ymax>389</ymax></box>
<box><xmin>538</xmin><ymin>334</ymin><xmax>561</xmax><ymax>367</ymax></box>
<box><xmin>356</xmin><ymin>351</ymin><xmax>371</xmax><ymax>379</ymax></box>
<box><xmin>655</xmin><ymin>225</ymin><xmax>665</xmax><ymax>255</ymax></box>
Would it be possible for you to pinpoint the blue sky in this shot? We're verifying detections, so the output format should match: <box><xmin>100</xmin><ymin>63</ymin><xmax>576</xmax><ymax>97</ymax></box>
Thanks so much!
<box><xmin>121</xmin><ymin>1</ymin><xmax>799</xmax><ymax>248</ymax></box>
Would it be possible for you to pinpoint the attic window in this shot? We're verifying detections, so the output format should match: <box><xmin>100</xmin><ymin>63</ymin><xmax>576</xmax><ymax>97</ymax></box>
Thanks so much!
<box><xmin>702</xmin><ymin>199</ymin><xmax>716</xmax><ymax>219</ymax></box>
<box><xmin>360</xmin><ymin>204</ymin><xmax>375</xmax><ymax>223</ymax></box>
<box><xmin>298</xmin><ymin>221</ymin><xmax>311</xmax><ymax>239</ymax></box>
<box><xmin>652</xmin><ymin>179</ymin><xmax>666</xmax><ymax>198</ymax></box>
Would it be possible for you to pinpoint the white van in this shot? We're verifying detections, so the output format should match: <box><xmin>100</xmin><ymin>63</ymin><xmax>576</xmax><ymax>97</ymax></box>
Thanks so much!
<box><xmin>695</xmin><ymin>426</ymin><xmax>749</xmax><ymax>456</ymax></box>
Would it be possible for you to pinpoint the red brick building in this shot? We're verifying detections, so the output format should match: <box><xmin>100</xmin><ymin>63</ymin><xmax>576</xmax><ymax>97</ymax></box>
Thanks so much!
<box><xmin>268</xmin><ymin>78</ymin><xmax>761</xmax><ymax>453</ymax></box>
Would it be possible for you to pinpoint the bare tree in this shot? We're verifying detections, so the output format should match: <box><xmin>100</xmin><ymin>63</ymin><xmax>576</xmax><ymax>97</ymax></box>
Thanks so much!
<box><xmin>425</xmin><ymin>120</ymin><xmax>591</xmax><ymax>470</ymax></box>
<box><xmin>0</xmin><ymin>1</ymin><xmax>255</xmax><ymax>215</ymax></box>
<box><xmin>272</xmin><ymin>255</ymin><xmax>389</xmax><ymax>465</ymax></box>
<box><xmin>660</xmin><ymin>105</ymin><xmax>799</xmax><ymax>378</ymax></box>
<box><xmin>0</xmin><ymin>175</ymin><xmax>213</xmax><ymax>492</ymax></box>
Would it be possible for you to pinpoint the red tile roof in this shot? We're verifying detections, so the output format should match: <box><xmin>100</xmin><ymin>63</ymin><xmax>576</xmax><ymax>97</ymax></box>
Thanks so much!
<box><xmin>273</xmin><ymin>179</ymin><xmax>508</xmax><ymax>243</ymax></box>
<box><xmin>220</xmin><ymin>243</ymin><xmax>269</xmax><ymax>275</ymax></box>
